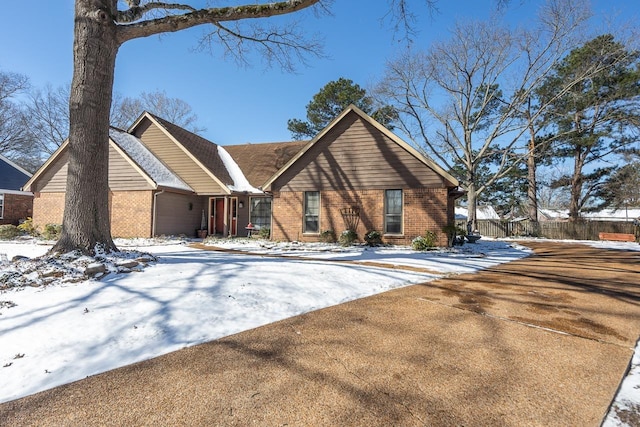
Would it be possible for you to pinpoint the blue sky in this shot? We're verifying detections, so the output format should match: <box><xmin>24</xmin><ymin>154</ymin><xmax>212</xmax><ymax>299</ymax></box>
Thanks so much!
<box><xmin>1</xmin><ymin>1</ymin><xmax>637</xmax><ymax>145</ymax></box>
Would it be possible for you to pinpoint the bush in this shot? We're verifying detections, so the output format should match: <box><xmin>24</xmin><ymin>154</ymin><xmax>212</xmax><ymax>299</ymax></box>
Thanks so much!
<box><xmin>42</xmin><ymin>224</ymin><xmax>62</xmax><ymax>240</ymax></box>
<box><xmin>442</xmin><ymin>225</ymin><xmax>466</xmax><ymax>246</ymax></box>
<box><xmin>0</xmin><ymin>225</ymin><xmax>21</xmax><ymax>240</ymax></box>
<box><xmin>411</xmin><ymin>230</ymin><xmax>439</xmax><ymax>251</ymax></box>
<box><xmin>17</xmin><ymin>217</ymin><xmax>37</xmax><ymax>236</ymax></box>
<box><xmin>320</xmin><ymin>230</ymin><xmax>337</xmax><ymax>243</ymax></box>
<box><xmin>338</xmin><ymin>229</ymin><xmax>358</xmax><ymax>247</ymax></box>
<box><xmin>364</xmin><ymin>230</ymin><xmax>383</xmax><ymax>246</ymax></box>
<box><xmin>258</xmin><ymin>227</ymin><xmax>270</xmax><ymax>239</ymax></box>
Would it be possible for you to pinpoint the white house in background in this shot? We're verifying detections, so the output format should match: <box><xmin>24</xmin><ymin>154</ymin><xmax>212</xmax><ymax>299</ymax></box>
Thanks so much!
<box><xmin>455</xmin><ymin>205</ymin><xmax>500</xmax><ymax>221</ymax></box>
<box><xmin>582</xmin><ymin>208</ymin><xmax>640</xmax><ymax>222</ymax></box>
<box><xmin>539</xmin><ymin>208</ymin><xmax>640</xmax><ymax>222</ymax></box>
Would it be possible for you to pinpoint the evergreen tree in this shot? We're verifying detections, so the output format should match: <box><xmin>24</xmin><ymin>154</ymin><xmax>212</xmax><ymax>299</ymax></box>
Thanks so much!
<box><xmin>288</xmin><ymin>78</ymin><xmax>396</xmax><ymax>139</ymax></box>
<box><xmin>537</xmin><ymin>34</ymin><xmax>640</xmax><ymax>220</ymax></box>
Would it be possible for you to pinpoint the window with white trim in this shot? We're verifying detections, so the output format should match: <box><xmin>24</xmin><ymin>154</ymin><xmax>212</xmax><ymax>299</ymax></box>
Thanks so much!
<box><xmin>384</xmin><ymin>189</ymin><xmax>402</xmax><ymax>234</ymax></box>
<box><xmin>249</xmin><ymin>197</ymin><xmax>272</xmax><ymax>230</ymax></box>
<box><xmin>0</xmin><ymin>193</ymin><xmax>4</xmax><ymax>219</ymax></box>
<box><xmin>304</xmin><ymin>191</ymin><xmax>320</xmax><ymax>233</ymax></box>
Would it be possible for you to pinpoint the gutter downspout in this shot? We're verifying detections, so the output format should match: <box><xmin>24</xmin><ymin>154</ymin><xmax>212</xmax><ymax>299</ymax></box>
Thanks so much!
<box><xmin>152</xmin><ymin>189</ymin><xmax>165</xmax><ymax>237</ymax></box>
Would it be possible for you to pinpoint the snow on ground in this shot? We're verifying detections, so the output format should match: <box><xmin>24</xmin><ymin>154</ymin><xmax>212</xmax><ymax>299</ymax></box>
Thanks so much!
<box><xmin>0</xmin><ymin>237</ymin><xmax>638</xmax><ymax>426</ymax></box>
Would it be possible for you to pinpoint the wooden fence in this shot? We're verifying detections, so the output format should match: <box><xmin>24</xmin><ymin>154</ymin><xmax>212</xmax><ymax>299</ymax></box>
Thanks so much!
<box><xmin>457</xmin><ymin>219</ymin><xmax>638</xmax><ymax>241</ymax></box>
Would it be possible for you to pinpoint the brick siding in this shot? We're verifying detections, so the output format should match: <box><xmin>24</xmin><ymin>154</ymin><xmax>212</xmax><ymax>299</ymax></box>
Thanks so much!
<box><xmin>110</xmin><ymin>191</ymin><xmax>153</xmax><ymax>238</ymax></box>
<box><xmin>32</xmin><ymin>193</ymin><xmax>65</xmax><ymax>229</ymax></box>
<box><xmin>0</xmin><ymin>193</ymin><xmax>34</xmax><ymax>225</ymax></box>
<box><xmin>271</xmin><ymin>188</ymin><xmax>451</xmax><ymax>246</ymax></box>
<box><xmin>33</xmin><ymin>191</ymin><xmax>154</xmax><ymax>238</ymax></box>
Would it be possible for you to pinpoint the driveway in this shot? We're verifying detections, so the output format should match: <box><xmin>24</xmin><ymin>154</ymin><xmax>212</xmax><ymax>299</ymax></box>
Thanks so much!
<box><xmin>1</xmin><ymin>241</ymin><xmax>639</xmax><ymax>426</ymax></box>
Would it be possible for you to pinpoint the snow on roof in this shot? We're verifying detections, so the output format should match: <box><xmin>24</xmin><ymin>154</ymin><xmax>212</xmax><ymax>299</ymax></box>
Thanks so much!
<box><xmin>455</xmin><ymin>206</ymin><xmax>500</xmax><ymax>220</ymax></box>
<box><xmin>217</xmin><ymin>146</ymin><xmax>263</xmax><ymax>193</ymax></box>
<box><xmin>109</xmin><ymin>128</ymin><xmax>193</xmax><ymax>192</ymax></box>
<box><xmin>539</xmin><ymin>208</ymin><xmax>640</xmax><ymax>221</ymax></box>
<box><xmin>539</xmin><ymin>208</ymin><xmax>569</xmax><ymax>220</ymax></box>
<box><xmin>582</xmin><ymin>208</ymin><xmax>640</xmax><ymax>221</ymax></box>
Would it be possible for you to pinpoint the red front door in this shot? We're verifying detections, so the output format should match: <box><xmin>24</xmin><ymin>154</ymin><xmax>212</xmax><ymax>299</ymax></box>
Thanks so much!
<box><xmin>213</xmin><ymin>198</ymin><xmax>224</xmax><ymax>235</ymax></box>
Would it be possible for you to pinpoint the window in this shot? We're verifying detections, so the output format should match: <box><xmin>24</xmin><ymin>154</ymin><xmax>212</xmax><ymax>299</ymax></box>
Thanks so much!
<box><xmin>384</xmin><ymin>189</ymin><xmax>402</xmax><ymax>234</ymax></box>
<box><xmin>250</xmin><ymin>197</ymin><xmax>272</xmax><ymax>230</ymax></box>
<box><xmin>304</xmin><ymin>191</ymin><xmax>320</xmax><ymax>233</ymax></box>
<box><xmin>0</xmin><ymin>193</ymin><xmax>3</xmax><ymax>219</ymax></box>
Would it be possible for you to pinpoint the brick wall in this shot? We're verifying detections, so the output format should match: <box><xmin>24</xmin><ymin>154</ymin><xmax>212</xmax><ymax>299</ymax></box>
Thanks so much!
<box><xmin>33</xmin><ymin>191</ymin><xmax>154</xmax><ymax>238</ymax></box>
<box><xmin>110</xmin><ymin>191</ymin><xmax>153</xmax><ymax>238</ymax></box>
<box><xmin>0</xmin><ymin>193</ymin><xmax>34</xmax><ymax>225</ymax></box>
<box><xmin>271</xmin><ymin>188</ymin><xmax>451</xmax><ymax>246</ymax></box>
<box><xmin>32</xmin><ymin>193</ymin><xmax>65</xmax><ymax>229</ymax></box>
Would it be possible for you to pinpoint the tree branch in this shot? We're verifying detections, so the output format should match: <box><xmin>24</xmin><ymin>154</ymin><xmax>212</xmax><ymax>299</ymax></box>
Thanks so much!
<box><xmin>116</xmin><ymin>0</ymin><xmax>321</xmax><ymax>44</ymax></box>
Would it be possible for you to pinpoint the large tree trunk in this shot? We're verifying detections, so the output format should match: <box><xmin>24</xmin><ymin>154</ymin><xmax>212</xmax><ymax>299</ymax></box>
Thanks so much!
<box><xmin>526</xmin><ymin>128</ymin><xmax>538</xmax><ymax>222</ymax></box>
<box><xmin>568</xmin><ymin>148</ymin><xmax>584</xmax><ymax>222</ymax></box>
<box><xmin>52</xmin><ymin>1</ymin><xmax>118</xmax><ymax>254</ymax></box>
<box><xmin>466</xmin><ymin>182</ymin><xmax>478</xmax><ymax>232</ymax></box>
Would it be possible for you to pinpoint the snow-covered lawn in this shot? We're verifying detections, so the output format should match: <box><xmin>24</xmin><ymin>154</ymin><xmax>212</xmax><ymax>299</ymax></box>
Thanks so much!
<box><xmin>0</xmin><ymin>237</ymin><xmax>638</xmax><ymax>426</ymax></box>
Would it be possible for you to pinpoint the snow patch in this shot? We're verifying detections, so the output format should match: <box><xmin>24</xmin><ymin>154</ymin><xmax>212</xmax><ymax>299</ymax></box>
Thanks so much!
<box><xmin>217</xmin><ymin>145</ymin><xmax>262</xmax><ymax>193</ymax></box>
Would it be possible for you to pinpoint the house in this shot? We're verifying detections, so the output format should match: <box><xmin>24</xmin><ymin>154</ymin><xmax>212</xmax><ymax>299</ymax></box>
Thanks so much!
<box><xmin>538</xmin><ymin>208</ymin><xmax>640</xmax><ymax>222</ymax></box>
<box><xmin>0</xmin><ymin>154</ymin><xmax>33</xmax><ymax>225</ymax></box>
<box><xmin>454</xmin><ymin>205</ymin><xmax>500</xmax><ymax>221</ymax></box>
<box><xmin>25</xmin><ymin>105</ymin><xmax>461</xmax><ymax>245</ymax></box>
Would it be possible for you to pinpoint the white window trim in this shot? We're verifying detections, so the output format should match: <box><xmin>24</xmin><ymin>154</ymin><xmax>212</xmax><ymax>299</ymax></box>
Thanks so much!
<box><xmin>384</xmin><ymin>189</ymin><xmax>403</xmax><ymax>235</ymax></box>
<box><xmin>303</xmin><ymin>191</ymin><xmax>320</xmax><ymax>234</ymax></box>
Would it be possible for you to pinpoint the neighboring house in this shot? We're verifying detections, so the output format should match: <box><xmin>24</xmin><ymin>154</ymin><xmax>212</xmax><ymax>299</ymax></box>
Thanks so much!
<box><xmin>538</xmin><ymin>208</ymin><xmax>640</xmax><ymax>222</ymax></box>
<box><xmin>454</xmin><ymin>205</ymin><xmax>500</xmax><ymax>221</ymax></box>
<box><xmin>25</xmin><ymin>105</ymin><xmax>462</xmax><ymax>245</ymax></box>
<box><xmin>0</xmin><ymin>154</ymin><xmax>33</xmax><ymax>225</ymax></box>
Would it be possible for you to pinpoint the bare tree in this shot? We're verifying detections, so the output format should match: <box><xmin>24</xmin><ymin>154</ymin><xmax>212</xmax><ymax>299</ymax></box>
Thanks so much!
<box><xmin>24</xmin><ymin>84</ymin><xmax>71</xmax><ymax>157</ymax></box>
<box><xmin>25</xmin><ymin>85</ymin><xmax>203</xmax><ymax>160</ymax></box>
<box><xmin>55</xmin><ymin>0</ymin><xmax>323</xmax><ymax>254</ymax></box>
<box><xmin>375</xmin><ymin>0</ymin><xmax>590</xmax><ymax>228</ymax></box>
<box><xmin>0</xmin><ymin>70</ymin><xmax>30</xmax><ymax>159</ymax></box>
<box><xmin>110</xmin><ymin>90</ymin><xmax>204</xmax><ymax>132</ymax></box>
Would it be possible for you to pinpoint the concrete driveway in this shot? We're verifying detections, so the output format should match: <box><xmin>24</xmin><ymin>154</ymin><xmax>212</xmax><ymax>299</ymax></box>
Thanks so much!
<box><xmin>2</xmin><ymin>241</ymin><xmax>639</xmax><ymax>426</ymax></box>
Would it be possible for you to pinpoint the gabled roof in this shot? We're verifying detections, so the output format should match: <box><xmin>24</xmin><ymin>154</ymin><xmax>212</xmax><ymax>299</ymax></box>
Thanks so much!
<box><xmin>0</xmin><ymin>154</ymin><xmax>32</xmax><ymax>191</ymax></box>
<box><xmin>109</xmin><ymin>128</ymin><xmax>193</xmax><ymax>192</ymax></box>
<box><xmin>261</xmin><ymin>105</ymin><xmax>459</xmax><ymax>191</ymax></box>
<box><xmin>23</xmin><ymin>130</ymin><xmax>194</xmax><ymax>193</ymax></box>
<box><xmin>224</xmin><ymin>141</ymin><xmax>308</xmax><ymax>188</ymax></box>
<box><xmin>141</xmin><ymin>113</ymin><xmax>234</xmax><ymax>189</ymax></box>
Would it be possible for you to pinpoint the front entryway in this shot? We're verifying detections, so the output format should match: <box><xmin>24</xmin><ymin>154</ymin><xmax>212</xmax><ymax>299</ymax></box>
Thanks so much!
<box><xmin>210</xmin><ymin>197</ymin><xmax>238</xmax><ymax>236</ymax></box>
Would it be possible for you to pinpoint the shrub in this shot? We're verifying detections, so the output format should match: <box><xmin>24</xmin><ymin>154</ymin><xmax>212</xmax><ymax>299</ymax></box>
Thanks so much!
<box><xmin>338</xmin><ymin>229</ymin><xmax>358</xmax><ymax>247</ymax></box>
<box><xmin>411</xmin><ymin>230</ymin><xmax>439</xmax><ymax>251</ymax></box>
<box><xmin>320</xmin><ymin>230</ymin><xmax>337</xmax><ymax>243</ymax></box>
<box><xmin>42</xmin><ymin>224</ymin><xmax>62</xmax><ymax>240</ymax></box>
<box><xmin>442</xmin><ymin>225</ymin><xmax>466</xmax><ymax>246</ymax></box>
<box><xmin>0</xmin><ymin>225</ymin><xmax>21</xmax><ymax>240</ymax></box>
<box><xmin>258</xmin><ymin>227</ymin><xmax>270</xmax><ymax>239</ymax></box>
<box><xmin>364</xmin><ymin>230</ymin><xmax>383</xmax><ymax>246</ymax></box>
<box><xmin>17</xmin><ymin>217</ymin><xmax>37</xmax><ymax>236</ymax></box>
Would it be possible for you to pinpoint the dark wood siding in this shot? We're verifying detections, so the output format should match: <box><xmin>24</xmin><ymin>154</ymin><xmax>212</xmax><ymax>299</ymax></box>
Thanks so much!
<box><xmin>271</xmin><ymin>112</ymin><xmax>447</xmax><ymax>192</ymax></box>
<box><xmin>134</xmin><ymin>118</ymin><xmax>226</xmax><ymax>195</ymax></box>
